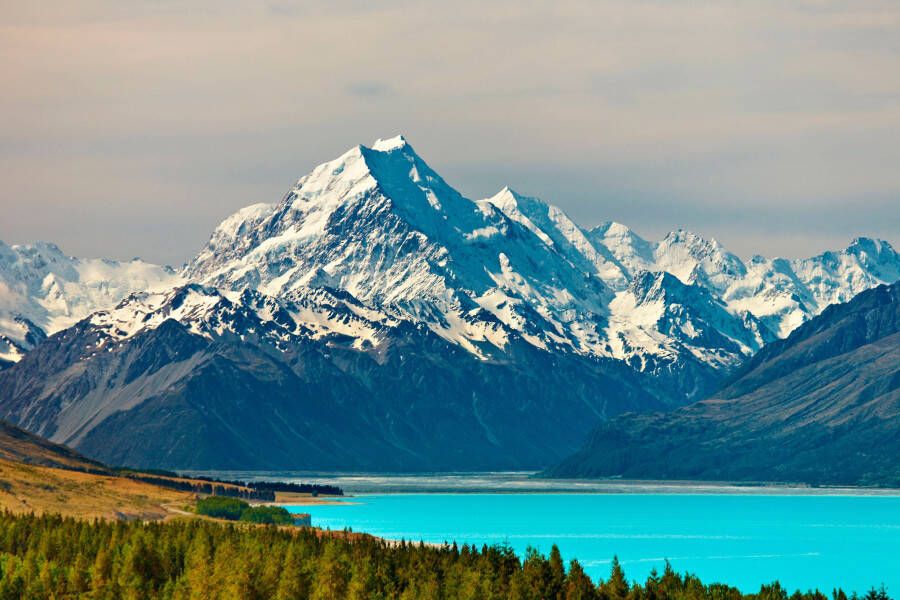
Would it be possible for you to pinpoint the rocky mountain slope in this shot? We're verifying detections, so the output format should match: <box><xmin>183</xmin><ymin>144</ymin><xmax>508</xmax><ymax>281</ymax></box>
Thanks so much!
<box><xmin>0</xmin><ymin>135</ymin><xmax>897</xmax><ymax>470</ymax></box>
<box><xmin>0</xmin><ymin>284</ymin><xmax>660</xmax><ymax>469</ymax></box>
<box><xmin>545</xmin><ymin>283</ymin><xmax>900</xmax><ymax>486</ymax></box>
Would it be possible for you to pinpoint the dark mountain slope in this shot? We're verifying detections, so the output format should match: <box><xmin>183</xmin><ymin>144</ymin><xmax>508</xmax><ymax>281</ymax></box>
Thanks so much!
<box><xmin>545</xmin><ymin>283</ymin><xmax>900</xmax><ymax>486</ymax></box>
<box><xmin>0</xmin><ymin>288</ymin><xmax>663</xmax><ymax>471</ymax></box>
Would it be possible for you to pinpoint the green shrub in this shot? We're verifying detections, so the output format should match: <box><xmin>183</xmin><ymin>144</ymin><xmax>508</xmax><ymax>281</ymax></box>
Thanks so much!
<box><xmin>197</xmin><ymin>496</ymin><xmax>292</xmax><ymax>525</ymax></box>
<box><xmin>239</xmin><ymin>505</ymin><xmax>293</xmax><ymax>525</ymax></box>
<box><xmin>196</xmin><ymin>495</ymin><xmax>248</xmax><ymax>520</ymax></box>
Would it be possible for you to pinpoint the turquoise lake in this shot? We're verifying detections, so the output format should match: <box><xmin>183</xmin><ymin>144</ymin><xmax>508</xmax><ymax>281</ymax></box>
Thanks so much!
<box><xmin>284</xmin><ymin>492</ymin><xmax>900</xmax><ymax>594</ymax></box>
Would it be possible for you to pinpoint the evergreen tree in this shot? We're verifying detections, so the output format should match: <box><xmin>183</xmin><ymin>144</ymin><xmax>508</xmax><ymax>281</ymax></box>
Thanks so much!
<box><xmin>521</xmin><ymin>546</ymin><xmax>551</xmax><ymax>600</ymax></box>
<box><xmin>347</xmin><ymin>555</ymin><xmax>378</xmax><ymax>600</ymax></box>
<box><xmin>276</xmin><ymin>541</ymin><xmax>312</xmax><ymax>600</ymax></box>
<box><xmin>211</xmin><ymin>538</ymin><xmax>254</xmax><ymax>600</ymax></box>
<box><xmin>759</xmin><ymin>582</ymin><xmax>790</xmax><ymax>600</ymax></box>
<box><xmin>548</xmin><ymin>545</ymin><xmax>566</xmax><ymax>600</ymax></box>
<box><xmin>565</xmin><ymin>559</ymin><xmax>598</xmax><ymax>600</ymax></box>
<box><xmin>184</xmin><ymin>529</ymin><xmax>215</xmax><ymax>600</ymax></box>
<box><xmin>311</xmin><ymin>542</ymin><xmax>349</xmax><ymax>600</ymax></box>
<box><xmin>865</xmin><ymin>587</ymin><xmax>892</xmax><ymax>600</ymax></box>
<box><xmin>600</xmin><ymin>556</ymin><xmax>629</xmax><ymax>600</ymax></box>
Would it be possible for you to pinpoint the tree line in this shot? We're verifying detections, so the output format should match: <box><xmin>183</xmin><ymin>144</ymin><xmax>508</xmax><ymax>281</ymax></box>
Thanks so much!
<box><xmin>46</xmin><ymin>466</ymin><xmax>277</xmax><ymax>502</ymax></box>
<box><xmin>118</xmin><ymin>469</ymin><xmax>345</xmax><ymax>499</ymax></box>
<box><xmin>235</xmin><ymin>480</ymin><xmax>344</xmax><ymax>497</ymax></box>
<box><xmin>117</xmin><ymin>472</ymin><xmax>344</xmax><ymax>501</ymax></box>
<box><xmin>122</xmin><ymin>474</ymin><xmax>277</xmax><ymax>502</ymax></box>
<box><xmin>0</xmin><ymin>511</ymin><xmax>890</xmax><ymax>600</ymax></box>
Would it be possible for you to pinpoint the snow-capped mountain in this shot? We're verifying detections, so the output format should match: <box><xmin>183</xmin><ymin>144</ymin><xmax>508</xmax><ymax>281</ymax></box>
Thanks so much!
<box><xmin>185</xmin><ymin>135</ymin><xmax>898</xmax><ymax>395</ymax></box>
<box><xmin>0</xmin><ymin>240</ymin><xmax>181</xmax><ymax>366</ymax></box>
<box><xmin>0</xmin><ymin>282</ymin><xmax>660</xmax><ymax>469</ymax></box>
<box><xmin>85</xmin><ymin>283</ymin><xmax>398</xmax><ymax>355</ymax></box>
<box><xmin>588</xmin><ymin>224</ymin><xmax>900</xmax><ymax>339</ymax></box>
<box><xmin>0</xmin><ymin>134</ymin><xmax>897</xmax><ymax>471</ymax></box>
<box><xmin>0</xmin><ymin>316</ymin><xmax>45</xmax><ymax>367</ymax></box>
<box><xmin>186</xmin><ymin>135</ymin><xmax>620</xmax><ymax>363</ymax></box>
<box><xmin>546</xmin><ymin>282</ymin><xmax>900</xmax><ymax>485</ymax></box>
<box><xmin>5</xmin><ymin>137</ymin><xmax>894</xmax><ymax>382</ymax></box>
<box><xmin>725</xmin><ymin>238</ymin><xmax>900</xmax><ymax>337</ymax></box>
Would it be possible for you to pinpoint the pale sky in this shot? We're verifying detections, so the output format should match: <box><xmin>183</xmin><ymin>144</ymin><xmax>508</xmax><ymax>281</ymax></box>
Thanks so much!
<box><xmin>1</xmin><ymin>0</ymin><xmax>898</xmax><ymax>265</ymax></box>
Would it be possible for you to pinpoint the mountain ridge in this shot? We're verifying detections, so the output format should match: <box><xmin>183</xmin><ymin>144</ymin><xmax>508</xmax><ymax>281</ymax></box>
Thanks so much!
<box><xmin>0</xmin><ymin>282</ymin><xmax>664</xmax><ymax>470</ymax></box>
<box><xmin>0</xmin><ymin>135</ymin><xmax>897</xmax><ymax>471</ymax></box>
<box><xmin>180</xmin><ymin>136</ymin><xmax>898</xmax><ymax>389</ymax></box>
<box><xmin>544</xmin><ymin>282</ymin><xmax>900</xmax><ymax>485</ymax></box>
<box><xmin>0</xmin><ymin>239</ymin><xmax>181</xmax><ymax>365</ymax></box>
<box><xmin>2</xmin><ymin>138</ymin><xmax>895</xmax><ymax>383</ymax></box>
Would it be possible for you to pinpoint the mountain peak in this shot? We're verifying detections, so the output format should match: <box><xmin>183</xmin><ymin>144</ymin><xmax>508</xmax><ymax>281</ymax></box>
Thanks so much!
<box><xmin>371</xmin><ymin>134</ymin><xmax>409</xmax><ymax>152</ymax></box>
<box><xmin>591</xmin><ymin>221</ymin><xmax>634</xmax><ymax>238</ymax></box>
<box><xmin>211</xmin><ymin>203</ymin><xmax>275</xmax><ymax>239</ymax></box>
<box><xmin>847</xmin><ymin>236</ymin><xmax>896</xmax><ymax>258</ymax></box>
<box><xmin>497</xmin><ymin>185</ymin><xmax>522</xmax><ymax>197</ymax></box>
<box><xmin>8</xmin><ymin>241</ymin><xmax>67</xmax><ymax>261</ymax></box>
<box><xmin>627</xmin><ymin>270</ymin><xmax>684</xmax><ymax>302</ymax></box>
<box><xmin>662</xmin><ymin>228</ymin><xmax>700</xmax><ymax>245</ymax></box>
<box><xmin>485</xmin><ymin>186</ymin><xmax>528</xmax><ymax>210</ymax></box>
<box><xmin>176</xmin><ymin>138</ymin><xmax>899</xmax><ymax>376</ymax></box>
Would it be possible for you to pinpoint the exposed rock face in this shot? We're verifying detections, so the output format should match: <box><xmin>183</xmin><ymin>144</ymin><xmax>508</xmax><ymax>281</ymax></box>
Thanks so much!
<box><xmin>0</xmin><ymin>284</ymin><xmax>662</xmax><ymax>470</ymax></box>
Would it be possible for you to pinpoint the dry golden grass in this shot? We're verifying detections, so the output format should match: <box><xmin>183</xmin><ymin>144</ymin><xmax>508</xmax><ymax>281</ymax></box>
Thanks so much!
<box><xmin>0</xmin><ymin>458</ymin><xmax>195</xmax><ymax>521</ymax></box>
<box><xmin>0</xmin><ymin>459</ymin><xmax>337</xmax><ymax>523</ymax></box>
<box><xmin>0</xmin><ymin>421</ymin><xmax>338</xmax><ymax>522</ymax></box>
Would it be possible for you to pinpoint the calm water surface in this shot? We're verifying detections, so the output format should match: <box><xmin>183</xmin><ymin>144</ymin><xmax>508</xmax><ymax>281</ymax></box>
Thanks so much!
<box><xmin>284</xmin><ymin>492</ymin><xmax>900</xmax><ymax>594</ymax></box>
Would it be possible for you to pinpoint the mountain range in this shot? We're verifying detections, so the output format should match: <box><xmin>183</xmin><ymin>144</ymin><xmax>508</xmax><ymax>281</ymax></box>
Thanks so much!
<box><xmin>0</xmin><ymin>241</ymin><xmax>178</xmax><ymax>367</ymax></box>
<box><xmin>0</xmin><ymin>135</ymin><xmax>897</xmax><ymax>471</ymax></box>
<box><xmin>546</xmin><ymin>282</ymin><xmax>900</xmax><ymax>485</ymax></box>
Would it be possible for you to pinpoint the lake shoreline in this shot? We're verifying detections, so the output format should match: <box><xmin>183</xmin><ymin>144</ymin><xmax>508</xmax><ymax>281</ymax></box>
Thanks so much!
<box><xmin>185</xmin><ymin>470</ymin><xmax>900</xmax><ymax>497</ymax></box>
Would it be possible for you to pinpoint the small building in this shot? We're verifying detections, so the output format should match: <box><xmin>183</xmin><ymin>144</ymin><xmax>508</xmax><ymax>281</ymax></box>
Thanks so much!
<box><xmin>292</xmin><ymin>513</ymin><xmax>311</xmax><ymax>527</ymax></box>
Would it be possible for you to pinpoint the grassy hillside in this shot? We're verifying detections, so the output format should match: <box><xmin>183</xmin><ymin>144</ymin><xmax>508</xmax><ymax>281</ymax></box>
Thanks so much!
<box><xmin>0</xmin><ymin>458</ymin><xmax>193</xmax><ymax>520</ymax></box>
<box><xmin>0</xmin><ymin>418</ymin><xmax>291</xmax><ymax>520</ymax></box>
<box><xmin>0</xmin><ymin>419</ymin><xmax>108</xmax><ymax>472</ymax></box>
